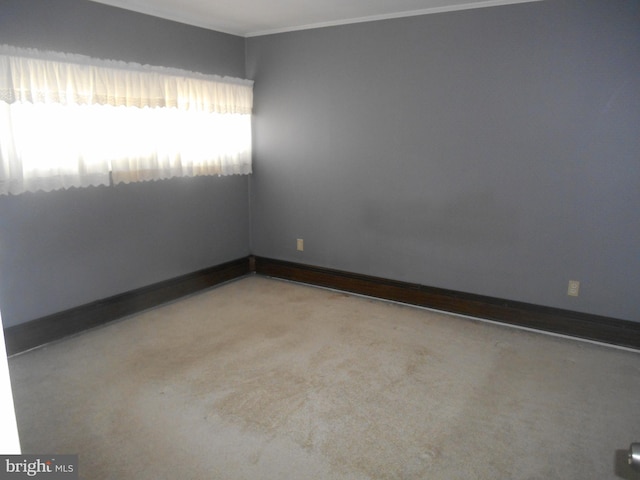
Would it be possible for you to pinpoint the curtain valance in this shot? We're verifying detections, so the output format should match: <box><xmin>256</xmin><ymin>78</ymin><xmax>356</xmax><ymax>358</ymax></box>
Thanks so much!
<box><xmin>0</xmin><ymin>45</ymin><xmax>253</xmax><ymax>114</ymax></box>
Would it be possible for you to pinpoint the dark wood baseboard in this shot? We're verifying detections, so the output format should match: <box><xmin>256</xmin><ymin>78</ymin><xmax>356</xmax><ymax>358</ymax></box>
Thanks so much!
<box><xmin>253</xmin><ymin>256</ymin><xmax>640</xmax><ymax>350</ymax></box>
<box><xmin>5</xmin><ymin>255</ymin><xmax>638</xmax><ymax>356</ymax></box>
<box><xmin>4</xmin><ymin>257</ymin><xmax>251</xmax><ymax>356</ymax></box>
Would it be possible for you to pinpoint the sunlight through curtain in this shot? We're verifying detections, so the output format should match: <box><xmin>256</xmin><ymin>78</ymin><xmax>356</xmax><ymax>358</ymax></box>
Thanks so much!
<box><xmin>0</xmin><ymin>45</ymin><xmax>253</xmax><ymax>195</ymax></box>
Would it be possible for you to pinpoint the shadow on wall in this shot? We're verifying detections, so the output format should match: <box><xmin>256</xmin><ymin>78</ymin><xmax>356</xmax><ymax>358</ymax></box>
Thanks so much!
<box><xmin>363</xmin><ymin>190</ymin><xmax>520</xmax><ymax>248</ymax></box>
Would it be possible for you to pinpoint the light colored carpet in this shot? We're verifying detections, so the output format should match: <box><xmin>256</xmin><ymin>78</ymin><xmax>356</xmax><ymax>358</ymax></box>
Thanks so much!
<box><xmin>7</xmin><ymin>275</ymin><xmax>640</xmax><ymax>479</ymax></box>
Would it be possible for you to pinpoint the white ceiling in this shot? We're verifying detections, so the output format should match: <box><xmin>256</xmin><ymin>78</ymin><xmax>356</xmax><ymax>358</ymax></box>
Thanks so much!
<box><xmin>88</xmin><ymin>0</ymin><xmax>541</xmax><ymax>37</ymax></box>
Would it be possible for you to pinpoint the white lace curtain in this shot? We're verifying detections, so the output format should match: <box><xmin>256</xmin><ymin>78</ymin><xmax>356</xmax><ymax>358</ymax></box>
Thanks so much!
<box><xmin>0</xmin><ymin>45</ymin><xmax>253</xmax><ymax>195</ymax></box>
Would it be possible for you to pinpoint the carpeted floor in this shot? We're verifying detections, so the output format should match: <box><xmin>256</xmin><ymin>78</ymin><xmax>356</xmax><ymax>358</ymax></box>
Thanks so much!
<box><xmin>7</xmin><ymin>275</ymin><xmax>640</xmax><ymax>479</ymax></box>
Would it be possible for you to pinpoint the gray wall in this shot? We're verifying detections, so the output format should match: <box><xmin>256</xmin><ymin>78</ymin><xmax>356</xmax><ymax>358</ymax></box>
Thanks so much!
<box><xmin>0</xmin><ymin>0</ymin><xmax>249</xmax><ymax>327</ymax></box>
<box><xmin>1</xmin><ymin>0</ymin><xmax>638</xmax><ymax>327</ymax></box>
<box><xmin>247</xmin><ymin>0</ymin><xmax>640</xmax><ymax>321</ymax></box>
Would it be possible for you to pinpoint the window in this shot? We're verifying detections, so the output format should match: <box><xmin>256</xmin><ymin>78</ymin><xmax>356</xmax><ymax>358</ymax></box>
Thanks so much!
<box><xmin>0</xmin><ymin>45</ymin><xmax>253</xmax><ymax>195</ymax></box>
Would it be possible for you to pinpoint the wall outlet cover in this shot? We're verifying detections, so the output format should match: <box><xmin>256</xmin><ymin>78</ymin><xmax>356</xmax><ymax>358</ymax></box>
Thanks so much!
<box><xmin>567</xmin><ymin>280</ymin><xmax>580</xmax><ymax>297</ymax></box>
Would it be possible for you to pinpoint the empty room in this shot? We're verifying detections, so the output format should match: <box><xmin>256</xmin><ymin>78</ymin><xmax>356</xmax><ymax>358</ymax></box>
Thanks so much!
<box><xmin>0</xmin><ymin>0</ymin><xmax>639</xmax><ymax>478</ymax></box>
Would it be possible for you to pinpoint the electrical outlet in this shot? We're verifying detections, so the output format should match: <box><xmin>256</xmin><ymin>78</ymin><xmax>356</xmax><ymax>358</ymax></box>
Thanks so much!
<box><xmin>297</xmin><ymin>238</ymin><xmax>304</xmax><ymax>251</ymax></box>
<box><xmin>567</xmin><ymin>280</ymin><xmax>580</xmax><ymax>297</ymax></box>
